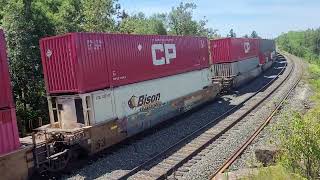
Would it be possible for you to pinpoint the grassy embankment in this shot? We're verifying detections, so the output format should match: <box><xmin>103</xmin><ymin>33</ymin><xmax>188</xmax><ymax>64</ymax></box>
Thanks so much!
<box><xmin>243</xmin><ymin>31</ymin><xmax>320</xmax><ymax>180</ymax></box>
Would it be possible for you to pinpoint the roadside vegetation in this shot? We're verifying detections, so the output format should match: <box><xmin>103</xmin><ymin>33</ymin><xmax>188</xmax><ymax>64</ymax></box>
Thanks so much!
<box><xmin>244</xmin><ymin>29</ymin><xmax>320</xmax><ymax>179</ymax></box>
<box><xmin>241</xmin><ymin>165</ymin><xmax>304</xmax><ymax>180</ymax></box>
<box><xmin>277</xmin><ymin>30</ymin><xmax>320</xmax><ymax>178</ymax></box>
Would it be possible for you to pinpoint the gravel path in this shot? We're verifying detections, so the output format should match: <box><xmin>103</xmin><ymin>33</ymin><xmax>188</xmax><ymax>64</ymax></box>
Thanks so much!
<box><xmin>64</xmin><ymin>57</ymin><xmax>288</xmax><ymax>180</ymax></box>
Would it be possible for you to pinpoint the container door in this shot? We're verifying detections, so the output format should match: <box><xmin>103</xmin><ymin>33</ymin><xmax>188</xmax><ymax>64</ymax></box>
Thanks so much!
<box><xmin>40</xmin><ymin>34</ymin><xmax>78</xmax><ymax>94</ymax></box>
<box><xmin>92</xmin><ymin>90</ymin><xmax>115</xmax><ymax>124</ymax></box>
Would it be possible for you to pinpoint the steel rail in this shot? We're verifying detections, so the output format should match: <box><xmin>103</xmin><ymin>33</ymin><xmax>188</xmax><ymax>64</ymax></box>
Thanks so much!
<box><xmin>210</xmin><ymin>53</ymin><xmax>302</xmax><ymax>179</ymax></box>
<box><xmin>118</xmin><ymin>55</ymin><xmax>291</xmax><ymax>180</ymax></box>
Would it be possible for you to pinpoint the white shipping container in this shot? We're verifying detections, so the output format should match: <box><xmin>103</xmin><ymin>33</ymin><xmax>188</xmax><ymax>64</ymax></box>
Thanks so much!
<box><xmin>113</xmin><ymin>68</ymin><xmax>211</xmax><ymax>120</ymax></box>
<box><xmin>91</xmin><ymin>90</ymin><xmax>115</xmax><ymax>124</ymax></box>
<box><xmin>48</xmin><ymin>69</ymin><xmax>212</xmax><ymax>128</ymax></box>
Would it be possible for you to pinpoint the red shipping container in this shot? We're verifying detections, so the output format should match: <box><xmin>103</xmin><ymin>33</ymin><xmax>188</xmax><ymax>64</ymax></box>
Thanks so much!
<box><xmin>259</xmin><ymin>53</ymin><xmax>266</xmax><ymax>64</ymax></box>
<box><xmin>0</xmin><ymin>29</ymin><xmax>14</xmax><ymax>109</ymax></box>
<box><xmin>0</xmin><ymin>108</ymin><xmax>20</xmax><ymax>155</ymax></box>
<box><xmin>259</xmin><ymin>51</ymin><xmax>273</xmax><ymax>65</ymax></box>
<box><xmin>40</xmin><ymin>33</ymin><xmax>209</xmax><ymax>94</ymax></box>
<box><xmin>210</xmin><ymin>38</ymin><xmax>259</xmax><ymax>64</ymax></box>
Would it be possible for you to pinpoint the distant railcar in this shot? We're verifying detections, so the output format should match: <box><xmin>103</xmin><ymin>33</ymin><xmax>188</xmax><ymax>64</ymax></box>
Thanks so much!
<box><xmin>210</xmin><ymin>37</ymin><xmax>275</xmax><ymax>88</ymax></box>
<box><xmin>209</xmin><ymin>37</ymin><xmax>260</xmax><ymax>64</ymax></box>
<box><xmin>259</xmin><ymin>39</ymin><xmax>276</xmax><ymax>70</ymax></box>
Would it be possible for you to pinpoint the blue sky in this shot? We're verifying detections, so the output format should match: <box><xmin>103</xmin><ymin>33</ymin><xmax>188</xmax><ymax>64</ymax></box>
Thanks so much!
<box><xmin>118</xmin><ymin>0</ymin><xmax>320</xmax><ymax>38</ymax></box>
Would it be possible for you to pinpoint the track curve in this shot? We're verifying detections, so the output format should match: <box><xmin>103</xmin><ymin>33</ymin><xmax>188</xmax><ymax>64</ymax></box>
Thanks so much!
<box><xmin>116</xmin><ymin>53</ymin><xmax>295</xmax><ymax>180</ymax></box>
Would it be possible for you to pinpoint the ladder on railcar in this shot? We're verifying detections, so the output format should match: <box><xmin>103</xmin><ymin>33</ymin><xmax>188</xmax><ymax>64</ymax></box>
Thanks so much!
<box><xmin>32</xmin><ymin>132</ymin><xmax>71</xmax><ymax>173</ymax></box>
<box><xmin>212</xmin><ymin>77</ymin><xmax>234</xmax><ymax>93</ymax></box>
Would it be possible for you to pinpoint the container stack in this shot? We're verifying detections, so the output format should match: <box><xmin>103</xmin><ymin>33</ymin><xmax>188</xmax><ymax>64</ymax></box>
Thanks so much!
<box><xmin>0</xmin><ymin>29</ymin><xmax>20</xmax><ymax>155</ymax></box>
<box><xmin>40</xmin><ymin>33</ymin><xmax>211</xmax><ymax>129</ymax></box>
<box><xmin>210</xmin><ymin>37</ymin><xmax>260</xmax><ymax>78</ymax></box>
<box><xmin>40</xmin><ymin>33</ymin><xmax>209</xmax><ymax>95</ymax></box>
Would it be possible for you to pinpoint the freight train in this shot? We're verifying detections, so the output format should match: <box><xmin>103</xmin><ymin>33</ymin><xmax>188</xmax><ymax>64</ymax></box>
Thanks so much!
<box><xmin>0</xmin><ymin>30</ymin><xmax>276</xmax><ymax>179</ymax></box>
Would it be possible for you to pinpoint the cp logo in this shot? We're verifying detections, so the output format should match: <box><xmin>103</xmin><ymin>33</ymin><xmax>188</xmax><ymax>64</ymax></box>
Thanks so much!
<box><xmin>244</xmin><ymin>42</ymin><xmax>251</xmax><ymax>54</ymax></box>
<box><xmin>151</xmin><ymin>44</ymin><xmax>176</xmax><ymax>66</ymax></box>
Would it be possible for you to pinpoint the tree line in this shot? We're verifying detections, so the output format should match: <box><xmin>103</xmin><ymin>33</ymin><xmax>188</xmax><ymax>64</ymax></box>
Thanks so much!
<box><xmin>0</xmin><ymin>0</ymin><xmax>261</xmax><ymax>135</ymax></box>
<box><xmin>277</xmin><ymin>28</ymin><xmax>320</xmax><ymax>63</ymax></box>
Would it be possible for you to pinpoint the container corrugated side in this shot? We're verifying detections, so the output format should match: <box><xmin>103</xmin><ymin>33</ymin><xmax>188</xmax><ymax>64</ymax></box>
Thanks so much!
<box><xmin>0</xmin><ymin>29</ymin><xmax>14</xmax><ymax>109</ymax></box>
<box><xmin>230</xmin><ymin>38</ymin><xmax>259</xmax><ymax>61</ymax></box>
<box><xmin>40</xmin><ymin>34</ymin><xmax>80</xmax><ymax>94</ymax></box>
<box><xmin>259</xmin><ymin>39</ymin><xmax>275</xmax><ymax>53</ymax></box>
<box><xmin>210</xmin><ymin>38</ymin><xmax>259</xmax><ymax>64</ymax></box>
<box><xmin>106</xmin><ymin>34</ymin><xmax>209</xmax><ymax>87</ymax></box>
<box><xmin>40</xmin><ymin>33</ymin><xmax>209</xmax><ymax>94</ymax></box>
<box><xmin>210</xmin><ymin>38</ymin><xmax>232</xmax><ymax>64</ymax></box>
<box><xmin>0</xmin><ymin>108</ymin><xmax>20</xmax><ymax>155</ymax></box>
<box><xmin>40</xmin><ymin>33</ymin><xmax>111</xmax><ymax>94</ymax></box>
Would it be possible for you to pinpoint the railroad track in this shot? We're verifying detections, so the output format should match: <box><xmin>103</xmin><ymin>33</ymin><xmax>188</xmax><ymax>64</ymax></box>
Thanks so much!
<box><xmin>115</xmin><ymin>53</ymin><xmax>297</xmax><ymax>180</ymax></box>
<box><xmin>210</xmin><ymin>52</ymin><xmax>303</xmax><ymax>179</ymax></box>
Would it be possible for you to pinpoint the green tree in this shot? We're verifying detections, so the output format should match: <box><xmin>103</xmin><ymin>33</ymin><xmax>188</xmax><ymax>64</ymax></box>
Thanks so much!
<box><xmin>35</xmin><ymin>0</ymin><xmax>119</xmax><ymax>34</ymax></box>
<box><xmin>1</xmin><ymin>0</ymin><xmax>55</xmax><ymax>134</ymax></box>
<box><xmin>196</xmin><ymin>17</ymin><xmax>219</xmax><ymax>38</ymax></box>
<box><xmin>119</xmin><ymin>12</ymin><xmax>167</xmax><ymax>35</ymax></box>
<box><xmin>278</xmin><ymin>109</ymin><xmax>320</xmax><ymax>179</ymax></box>
<box><xmin>168</xmin><ymin>2</ymin><xmax>197</xmax><ymax>35</ymax></box>
<box><xmin>167</xmin><ymin>2</ymin><xmax>216</xmax><ymax>37</ymax></box>
<box><xmin>228</xmin><ymin>28</ymin><xmax>236</xmax><ymax>37</ymax></box>
<box><xmin>276</xmin><ymin>29</ymin><xmax>320</xmax><ymax>178</ymax></box>
<box><xmin>118</xmin><ymin>9</ymin><xmax>129</xmax><ymax>20</ymax></box>
<box><xmin>82</xmin><ymin>0</ymin><xmax>119</xmax><ymax>32</ymax></box>
<box><xmin>0</xmin><ymin>0</ymin><xmax>9</xmax><ymax>23</ymax></box>
<box><xmin>40</xmin><ymin>0</ymin><xmax>84</xmax><ymax>33</ymax></box>
<box><xmin>251</xmin><ymin>30</ymin><xmax>259</xmax><ymax>38</ymax></box>
<box><xmin>277</xmin><ymin>29</ymin><xmax>320</xmax><ymax>62</ymax></box>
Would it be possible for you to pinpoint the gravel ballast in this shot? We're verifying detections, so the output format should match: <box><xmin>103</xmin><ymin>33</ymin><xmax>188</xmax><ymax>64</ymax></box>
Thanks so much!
<box><xmin>179</xmin><ymin>53</ymin><xmax>303</xmax><ymax>180</ymax></box>
<box><xmin>228</xmin><ymin>54</ymin><xmax>312</xmax><ymax>172</ymax></box>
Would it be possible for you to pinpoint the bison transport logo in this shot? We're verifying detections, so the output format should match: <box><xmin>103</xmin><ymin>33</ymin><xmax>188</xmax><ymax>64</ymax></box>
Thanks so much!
<box><xmin>128</xmin><ymin>93</ymin><xmax>162</xmax><ymax>111</ymax></box>
<box><xmin>128</xmin><ymin>95</ymin><xmax>138</xmax><ymax>109</ymax></box>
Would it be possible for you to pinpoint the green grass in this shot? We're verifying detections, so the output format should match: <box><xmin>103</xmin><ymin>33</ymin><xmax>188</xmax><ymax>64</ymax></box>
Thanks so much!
<box><xmin>241</xmin><ymin>165</ymin><xmax>305</xmax><ymax>180</ymax></box>
<box><xmin>306</xmin><ymin>63</ymin><xmax>320</xmax><ymax>106</ymax></box>
<box><xmin>240</xmin><ymin>58</ymin><xmax>320</xmax><ymax>180</ymax></box>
